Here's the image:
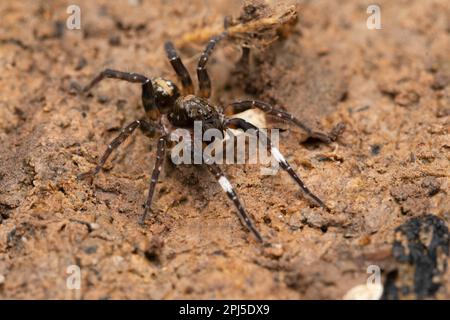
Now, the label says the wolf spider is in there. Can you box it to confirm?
[78,33,339,243]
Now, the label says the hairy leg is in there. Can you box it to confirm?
[82,68,157,118]
[78,119,162,180]
[205,161,263,242]
[225,117,329,210]
[197,32,227,98]
[225,100,342,143]
[140,136,167,224]
[164,41,194,95]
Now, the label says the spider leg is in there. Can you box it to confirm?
[140,136,166,224]
[83,68,148,92]
[205,161,263,243]
[225,100,337,143]
[225,117,329,211]
[197,32,227,98]
[82,69,158,120]
[78,119,162,181]
[164,41,194,95]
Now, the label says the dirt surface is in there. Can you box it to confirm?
[0,0,449,299]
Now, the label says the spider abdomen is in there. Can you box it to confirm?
[169,95,224,131]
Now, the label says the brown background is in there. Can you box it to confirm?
[0,0,449,299]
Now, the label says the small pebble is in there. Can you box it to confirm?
[75,57,87,71]
[83,245,97,254]
[395,90,420,107]
[89,223,100,231]
[264,243,284,258]
[113,256,124,265]
[97,95,110,104]
[370,144,381,155]
[108,35,121,46]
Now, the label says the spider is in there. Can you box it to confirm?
[78,33,339,243]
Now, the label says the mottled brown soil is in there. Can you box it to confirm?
[0,0,449,299]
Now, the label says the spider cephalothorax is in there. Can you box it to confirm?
[78,33,341,243]
[151,77,181,113]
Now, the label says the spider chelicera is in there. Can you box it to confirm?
[78,32,340,243]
